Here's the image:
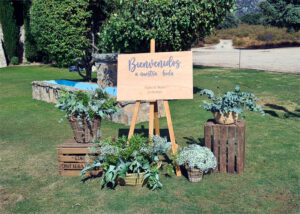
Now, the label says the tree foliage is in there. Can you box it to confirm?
[24,0,42,62]
[30,0,91,67]
[30,0,115,80]
[0,0,19,61]
[259,0,300,31]
[217,13,240,29]
[98,0,235,53]
[240,13,263,25]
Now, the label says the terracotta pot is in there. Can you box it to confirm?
[213,112,238,125]
[68,116,101,143]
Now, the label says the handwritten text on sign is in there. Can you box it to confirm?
[117,51,193,101]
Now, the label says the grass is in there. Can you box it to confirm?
[0,65,299,214]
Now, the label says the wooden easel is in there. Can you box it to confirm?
[128,39,181,176]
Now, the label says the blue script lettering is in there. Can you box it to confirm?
[128,56,181,73]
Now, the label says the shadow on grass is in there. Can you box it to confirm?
[265,103,300,118]
[183,136,205,146]
[193,86,202,94]
[118,125,170,140]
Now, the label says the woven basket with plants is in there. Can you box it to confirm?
[81,135,171,190]
[177,144,217,183]
[55,88,119,143]
[200,76,265,124]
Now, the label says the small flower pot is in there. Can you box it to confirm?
[68,116,101,143]
[118,172,146,186]
[213,112,238,125]
[185,165,203,183]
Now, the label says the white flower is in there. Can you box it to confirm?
[177,144,216,173]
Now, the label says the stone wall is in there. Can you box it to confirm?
[0,26,7,68]
[92,53,118,88]
[32,80,165,125]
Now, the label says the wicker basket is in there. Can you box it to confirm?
[118,172,146,186]
[213,112,238,125]
[68,116,101,144]
[118,162,162,186]
[186,165,203,183]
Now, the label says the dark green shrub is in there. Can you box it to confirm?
[11,56,19,65]
[24,0,41,62]
[240,13,262,25]
[217,13,240,29]
[0,0,19,61]
[98,0,235,53]
[30,0,91,68]
[259,0,300,32]
[30,0,113,81]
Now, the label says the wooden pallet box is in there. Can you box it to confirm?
[57,139,101,176]
[204,120,246,174]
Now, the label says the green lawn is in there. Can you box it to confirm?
[0,65,299,214]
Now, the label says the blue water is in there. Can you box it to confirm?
[44,80,117,96]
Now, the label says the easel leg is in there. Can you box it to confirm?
[163,101,181,176]
[149,102,155,138]
[128,101,140,139]
[154,102,160,135]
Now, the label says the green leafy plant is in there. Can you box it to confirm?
[11,56,19,65]
[176,144,216,173]
[55,88,119,124]
[81,134,171,190]
[200,77,265,117]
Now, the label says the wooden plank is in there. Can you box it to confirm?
[219,126,227,173]
[150,39,155,53]
[227,126,235,173]
[59,170,101,177]
[57,147,91,154]
[163,100,181,176]
[204,124,211,149]
[154,101,160,135]
[243,121,246,173]
[163,101,177,153]
[236,125,244,174]
[149,101,155,137]
[128,101,140,139]
[58,155,87,163]
[212,126,220,172]
[59,162,86,170]
[59,144,93,148]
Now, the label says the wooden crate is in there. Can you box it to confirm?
[204,120,246,174]
[57,139,100,176]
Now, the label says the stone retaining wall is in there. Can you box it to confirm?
[32,81,165,125]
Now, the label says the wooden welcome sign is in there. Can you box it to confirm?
[117,40,193,176]
[117,51,193,101]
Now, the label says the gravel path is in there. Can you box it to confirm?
[192,40,300,75]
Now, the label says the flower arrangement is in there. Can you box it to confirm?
[177,144,217,173]
[81,134,171,190]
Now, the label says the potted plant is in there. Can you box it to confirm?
[176,144,217,182]
[55,88,119,143]
[81,134,171,190]
[200,78,265,124]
